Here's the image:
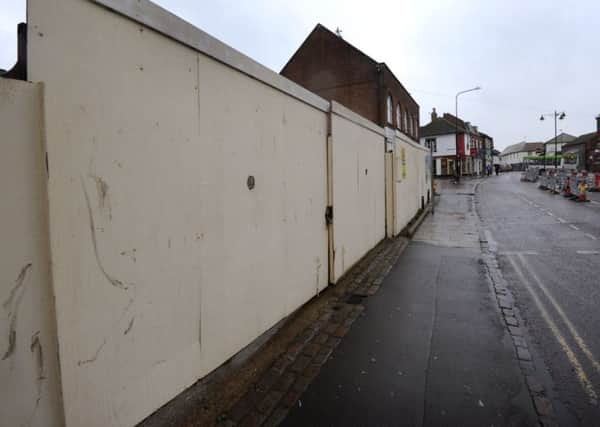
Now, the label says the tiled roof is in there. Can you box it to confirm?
[562,132,597,148]
[543,133,576,145]
[420,113,490,139]
[501,142,544,155]
[419,117,466,137]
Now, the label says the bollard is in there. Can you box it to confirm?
[578,181,589,202]
[563,176,572,197]
[569,173,581,200]
[538,171,548,190]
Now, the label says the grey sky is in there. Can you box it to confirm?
[1,0,598,150]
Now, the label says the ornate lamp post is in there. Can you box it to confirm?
[540,111,566,169]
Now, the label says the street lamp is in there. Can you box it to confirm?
[540,111,566,169]
[455,86,481,183]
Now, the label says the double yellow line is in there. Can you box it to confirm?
[507,253,599,406]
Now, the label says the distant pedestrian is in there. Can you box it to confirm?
[494,164,500,176]
[486,164,491,176]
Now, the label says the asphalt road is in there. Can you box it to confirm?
[478,172,600,426]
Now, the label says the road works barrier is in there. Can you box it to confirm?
[521,167,539,182]
[0,1,430,426]
[535,169,598,202]
[586,172,600,192]
[547,172,558,194]
[538,172,549,190]
[553,172,566,194]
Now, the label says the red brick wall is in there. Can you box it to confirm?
[281,26,379,124]
[380,67,419,139]
[281,25,420,141]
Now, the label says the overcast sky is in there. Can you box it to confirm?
[2,0,598,150]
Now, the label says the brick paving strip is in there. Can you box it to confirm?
[220,237,409,427]
[475,197,559,427]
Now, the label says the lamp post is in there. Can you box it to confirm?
[540,111,566,169]
[455,86,481,183]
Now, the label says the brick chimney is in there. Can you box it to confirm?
[431,108,438,121]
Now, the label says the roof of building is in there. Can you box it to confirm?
[543,132,576,145]
[479,131,493,140]
[281,24,419,107]
[562,132,597,149]
[443,113,469,131]
[420,112,491,140]
[420,116,467,137]
[500,142,544,155]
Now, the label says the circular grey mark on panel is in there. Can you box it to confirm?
[247,175,255,190]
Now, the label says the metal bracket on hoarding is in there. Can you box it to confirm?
[385,137,394,153]
[325,206,333,225]
[384,127,395,153]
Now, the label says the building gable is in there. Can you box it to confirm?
[280,24,419,139]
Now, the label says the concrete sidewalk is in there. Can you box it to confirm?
[280,181,538,426]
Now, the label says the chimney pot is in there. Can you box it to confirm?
[431,108,438,121]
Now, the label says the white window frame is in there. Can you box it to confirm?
[386,95,393,124]
[413,116,418,137]
[426,138,437,152]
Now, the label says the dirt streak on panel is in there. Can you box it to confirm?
[27,331,45,422]
[77,339,106,367]
[2,263,32,360]
[89,174,112,221]
[124,316,135,335]
[81,176,128,290]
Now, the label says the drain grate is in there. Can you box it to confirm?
[346,294,366,305]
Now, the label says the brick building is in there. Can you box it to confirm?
[561,115,600,172]
[281,24,420,142]
[420,109,492,176]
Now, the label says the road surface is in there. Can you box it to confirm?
[478,171,600,426]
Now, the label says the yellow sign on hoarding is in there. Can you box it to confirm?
[401,147,406,179]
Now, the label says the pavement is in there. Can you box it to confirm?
[278,178,539,427]
[478,172,600,427]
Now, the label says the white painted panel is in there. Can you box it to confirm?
[27,0,327,425]
[331,113,386,282]
[394,134,429,233]
[0,79,63,426]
